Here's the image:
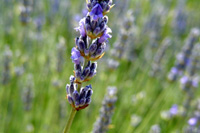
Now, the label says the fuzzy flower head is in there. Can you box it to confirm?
[71,47,84,64]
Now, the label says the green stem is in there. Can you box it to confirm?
[63,108,77,133]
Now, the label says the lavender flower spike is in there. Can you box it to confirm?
[93,86,117,133]
[63,0,114,132]
[71,47,84,64]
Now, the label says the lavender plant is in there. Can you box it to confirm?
[184,99,200,133]
[173,0,187,36]
[20,0,32,25]
[93,86,117,133]
[22,74,34,111]
[168,28,200,81]
[180,43,200,114]
[63,1,114,132]
[149,124,161,133]
[1,45,12,85]
[108,10,134,69]
[150,37,171,77]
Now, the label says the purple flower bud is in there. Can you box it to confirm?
[69,84,74,95]
[77,39,85,52]
[93,27,101,36]
[74,64,82,71]
[73,90,80,102]
[91,20,97,30]
[84,49,90,56]
[80,89,87,99]
[79,98,86,106]
[75,70,82,79]
[188,117,197,126]
[66,84,70,94]
[75,18,86,37]
[104,16,108,24]
[99,21,106,30]
[71,47,84,64]
[99,27,112,43]
[85,15,91,24]
[88,69,97,78]
[94,43,106,57]
[89,4,103,21]
[67,95,74,104]
[89,41,98,55]
[85,98,91,104]
[81,67,91,80]
[90,62,97,70]
[70,75,75,83]
[86,89,93,98]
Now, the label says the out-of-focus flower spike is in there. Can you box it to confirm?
[93,86,117,133]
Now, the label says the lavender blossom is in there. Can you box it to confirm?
[1,45,12,85]
[65,0,113,116]
[71,47,84,65]
[184,99,200,132]
[168,28,200,81]
[93,86,117,133]
[66,76,93,111]
[87,0,114,15]
[161,104,182,120]
[22,74,34,111]
[108,10,134,69]
[20,0,32,25]
[180,43,200,112]
[150,38,171,77]
[149,124,161,133]
[89,3,103,21]
[173,0,187,36]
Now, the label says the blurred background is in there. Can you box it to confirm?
[0,0,200,132]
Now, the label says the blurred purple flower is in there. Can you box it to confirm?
[180,76,189,85]
[89,4,103,21]
[99,27,112,43]
[171,67,179,74]
[192,77,199,88]
[170,104,178,115]
[188,117,197,126]
[71,47,84,64]
[75,18,86,37]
